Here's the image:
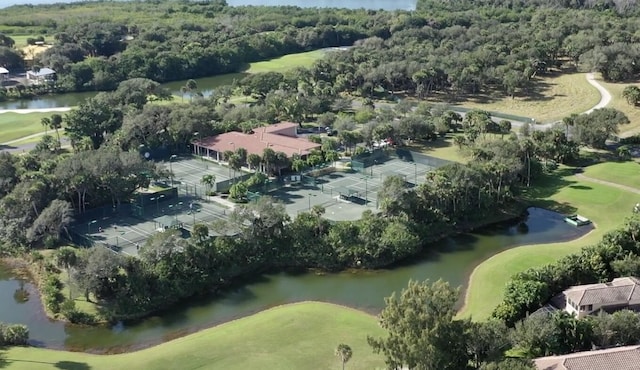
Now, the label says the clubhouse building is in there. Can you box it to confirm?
[192,122,321,161]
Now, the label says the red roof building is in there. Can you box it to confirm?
[192,122,321,160]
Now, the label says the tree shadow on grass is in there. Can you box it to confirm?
[55,361,91,370]
[519,167,578,215]
[0,349,7,369]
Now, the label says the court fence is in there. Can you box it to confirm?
[392,149,452,168]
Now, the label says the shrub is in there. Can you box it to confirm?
[43,235,59,249]
[2,324,29,345]
[60,299,96,325]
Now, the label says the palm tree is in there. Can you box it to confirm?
[324,150,340,167]
[40,116,50,135]
[186,79,198,102]
[49,114,63,147]
[200,174,216,196]
[262,148,276,175]
[54,247,78,299]
[335,344,352,370]
[562,113,578,138]
[248,153,261,172]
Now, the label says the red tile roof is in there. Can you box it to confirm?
[194,122,321,158]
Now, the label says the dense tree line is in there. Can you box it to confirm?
[3,0,640,98]
[494,214,640,326]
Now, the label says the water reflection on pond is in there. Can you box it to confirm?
[0,207,592,352]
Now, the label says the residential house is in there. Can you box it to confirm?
[535,344,640,370]
[26,67,56,84]
[552,277,640,319]
[0,67,8,81]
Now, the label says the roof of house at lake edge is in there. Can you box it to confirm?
[535,345,640,370]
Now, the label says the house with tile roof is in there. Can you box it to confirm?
[535,344,640,370]
[192,122,321,163]
[552,277,640,319]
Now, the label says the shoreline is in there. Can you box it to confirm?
[457,221,598,318]
[2,201,531,355]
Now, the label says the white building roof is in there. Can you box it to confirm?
[0,67,8,74]
[29,68,56,77]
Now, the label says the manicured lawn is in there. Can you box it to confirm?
[595,77,640,137]
[243,50,325,74]
[404,134,470,164]
[1,302,385,370]
[582,161,640,189]
[0,112,55,143]
[434,72,600,123]
[8,35,53,48]
[459,167,636,321]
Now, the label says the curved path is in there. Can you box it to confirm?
[575,171,640,194]
[0,107,72,114]
[583,72,612,114]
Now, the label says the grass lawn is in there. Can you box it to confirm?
[243,50,325,74]
[435,72,600,123]
[459,166,637,321]
[0,302,385,370]
[595,77,640,137]
[582,161,640,189]
[9,35,53,48]
[0,112,56,143]
[404,134,469,164]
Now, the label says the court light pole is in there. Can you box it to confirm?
[362,176,369,207]
[308,193,316,210]
[414,163,417,185]
[169,154,177,187]
[87,220,97,233]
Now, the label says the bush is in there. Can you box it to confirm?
[60,299,96,325]
[2,324,29,345]
[43,235,59,249]
[42,275,64,314]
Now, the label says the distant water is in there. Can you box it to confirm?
[2,0,416,10]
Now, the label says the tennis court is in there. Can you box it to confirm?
[72,193,230,256]
[168,156,252,194]
[268,157,437,221]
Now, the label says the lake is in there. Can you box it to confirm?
[0,208,591,352]
[2,0,416,10]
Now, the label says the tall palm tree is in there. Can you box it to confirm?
[335,344,352,370]
[200,174,216,196]
[54,247,78,299]
[49,114,63,147]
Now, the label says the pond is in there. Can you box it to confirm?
[0,207,591,352]
[0,73,245,110]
